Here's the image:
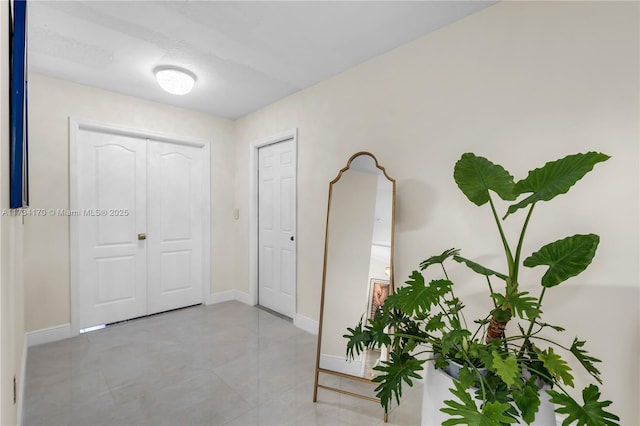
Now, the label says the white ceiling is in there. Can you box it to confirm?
[28,1,496,119]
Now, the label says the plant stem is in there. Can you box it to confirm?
[486,276,498,308]
[471,314,492,342]
[440,263,450,281]
[439,263,464,329]
[519,287,547,358]
[390,332,434,345]
[527,335,571,352]
[449,285,468,330]
[512,203,536,286]
[488,194,514,276]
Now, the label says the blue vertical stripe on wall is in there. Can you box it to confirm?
[10,0,28,208]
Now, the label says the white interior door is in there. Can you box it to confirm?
[77,129,147,329]
[147,141,204,314]
[258,139,296,318]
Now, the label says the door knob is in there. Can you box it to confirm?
[138,233,147,240]
[290,236,294,241]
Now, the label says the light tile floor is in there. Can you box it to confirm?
[23,301,422,426]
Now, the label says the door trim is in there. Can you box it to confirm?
[249,128,298,317]
[69,117,211,336]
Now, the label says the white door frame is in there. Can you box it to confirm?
[69,117,211,336]
[249,128,298,317]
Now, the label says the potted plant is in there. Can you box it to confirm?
[344,152,619,425]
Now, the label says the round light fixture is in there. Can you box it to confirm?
[154,66,196,95]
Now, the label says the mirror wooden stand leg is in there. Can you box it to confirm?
[313,368,389,423]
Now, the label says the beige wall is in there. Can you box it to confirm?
[234,1,638,424]
[18,0,639,424]
[0,1,26,424]
[25,73,237,332]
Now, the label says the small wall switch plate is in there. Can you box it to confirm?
[233,208,239,220]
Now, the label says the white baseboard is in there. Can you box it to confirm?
[26,297,310,338]
[209,290,252,305]
[208,290,236,304]
[294,313,319,335]
[320,353,364,377]
[233,290,252,305]
[209,291,318,336]
[26,324,71,347]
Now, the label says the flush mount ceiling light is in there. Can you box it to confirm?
[154,66,196,95]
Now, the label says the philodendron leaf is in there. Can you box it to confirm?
[536,347,574,387]
[547,385,620,426]
[457,366,477,390]
[513,378,541,425]
[570,338,603,384]
[524,234,600,287]
[372,352,424,412]
[387,273,452,316]
[442,380,516,425]
[425,313,446,331]
[420,248,460,270]
[505,152,610,218]
[454,153,517,206]
[441,329,472,355]
[492,281,541,320]
[491,351,520,387]
[365,316,392,349]
[344,317,370,359]
[454,255,508,281]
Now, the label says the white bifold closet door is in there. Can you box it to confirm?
[77,127,204,330]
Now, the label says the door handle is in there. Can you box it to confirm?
[138,233,147,240]
[290,236,294,241]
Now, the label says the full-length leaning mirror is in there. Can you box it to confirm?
[313,152,396,413]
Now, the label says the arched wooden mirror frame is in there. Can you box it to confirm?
[312,151,396,421]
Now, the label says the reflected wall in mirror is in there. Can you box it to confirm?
[313,152,396,410]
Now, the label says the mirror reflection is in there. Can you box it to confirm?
[317,152,395,379]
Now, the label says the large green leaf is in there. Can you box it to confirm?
[491,281,541,320]
[365,316,393,349]
[457,366,477,390]
[372,352,424,412]
[570,338,603,384]
[386,273,452,316]
[491,351,520,387]
[420,248,460,271]
[425,313,446,331]
[505,152,609,218]
[548,385,620,426]
[513,378,541,425]
[454,255,508,281]
[454,153,517,206]
[344,318,370,359]
[442,380,516,425]
[524,234,600,287]
[536,347,574,387]
[474,372,512,405]
[441,329,472,355]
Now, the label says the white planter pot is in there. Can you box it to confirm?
[421,361,557,426]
